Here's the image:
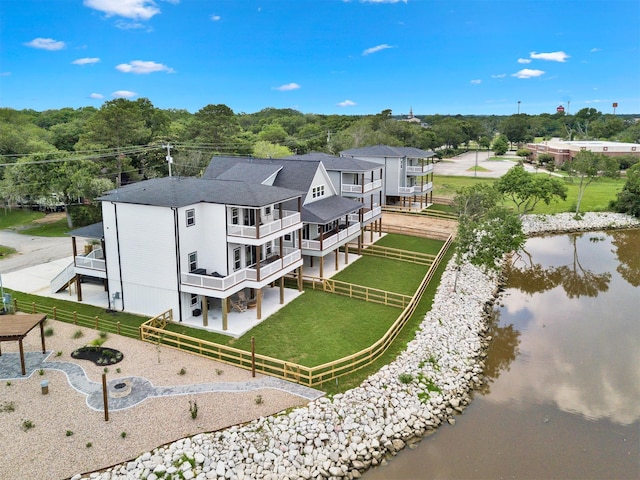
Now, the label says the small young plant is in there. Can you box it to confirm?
[86,442,92,448]
[98,331,108,339]
[178,367,186,376]
[38,369,45,376]
[188,400,198,419]
[398,373,414,384]
[116,368,121,374]
[72,329,84,339]
[44,327,54,337]
[21,419,34,431]
[120,431,127,439]
[215,368,223,376]
[6,381,11,387]
[0,401,15,412]
[55,351,63,357]
[255,394,263,405]
[103,367,109,374]
[65,430,74,437]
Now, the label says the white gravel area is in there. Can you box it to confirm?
[0,321,308,480]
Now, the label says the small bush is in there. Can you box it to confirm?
[255,395,263,405]
[86,442,92,448]
[55,351,63,357]
[98,331,108,339]
[178,367,186,375]
[38,369,44,376]
[0,401,15,412]
[215,368,223,375]
[65,430,73,437]
[398,373,414,384]
[72,330,84,339]
[189,400,198,419]
[21,419,34,431]
[120,431,127,439]
[44,327,54,337]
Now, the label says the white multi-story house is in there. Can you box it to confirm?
[339,145,435,208]
[284,152,384,243]
[61,176,304,335]
[203,156,365,279]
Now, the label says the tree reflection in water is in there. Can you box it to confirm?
[611,229,640,287]
[504,233,611,298]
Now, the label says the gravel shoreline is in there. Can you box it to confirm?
[4,213,638,480]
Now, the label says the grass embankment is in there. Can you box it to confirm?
[167,235,446,373]
[0,209,69,236]
[433,174,625,214]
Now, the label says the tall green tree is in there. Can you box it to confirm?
[492,135,509,155]
[186,104,242,146]
[500,114,532,148]
[566,150,619,215]
[614,163,640,218]
[495,164,567,216]
[452,184,524,291]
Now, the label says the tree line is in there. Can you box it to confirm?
[1,100,639,225]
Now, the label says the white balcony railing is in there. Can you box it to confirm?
[406,163,434,174]
[301,222,361,251]
[227,211,301,239]
[398,182,433,195]
[74,248,106,272]
[181,248,301,292]
[349,205,382,224]
[341,178,382,194]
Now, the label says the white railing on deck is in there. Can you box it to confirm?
[301,223,361,251]
[50,262,76,293]
[74,248,106,272]
[227,211,301,239]
[342,179,382,194]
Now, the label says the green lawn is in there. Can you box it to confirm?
[332,256,428,295]
[433,174,625,214]
[0,209,45,229]
[0,245,17,258]
[375,234,444,255]
[19,218,70,236]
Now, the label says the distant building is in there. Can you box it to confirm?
[556,105,565,114]
[527,138,640,165]
[401,107,422,124]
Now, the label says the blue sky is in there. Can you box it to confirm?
[1,0,639,116]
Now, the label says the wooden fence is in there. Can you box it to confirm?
[300,276,412,309]
[367,223,452,241]
[356,244,436,266]
[138,234,453,387]
[13,299,141,339]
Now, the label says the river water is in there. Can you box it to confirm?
[366,229,640,479]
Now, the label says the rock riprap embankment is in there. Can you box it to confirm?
[74,213,639,480]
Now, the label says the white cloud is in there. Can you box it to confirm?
[590,47,602,53]
[517,58,531,64]
[491,74,506,79]
[115,20,147,30]
[512,68,545,79]
[116,60,174,74]
[72,57,100,65]
[211,15,221,21]
[337,100,356,107]
[362,44,393,56]
[90,93,104,99]
[84,0,160,20]
[24,38,66,50]
[112,90,137,98]
[470,79,482,85]
[275,83,301,92]
[530,51,569,62]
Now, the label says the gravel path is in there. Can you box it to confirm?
[0,320,313,480]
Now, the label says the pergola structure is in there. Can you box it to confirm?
[0,314,47,375]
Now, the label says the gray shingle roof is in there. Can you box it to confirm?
[98,177,303,208]
[67,222,104,239]
[216,163,282,184]
[284,152,381,172]
[298,195,362,224]
[340,145,435,158]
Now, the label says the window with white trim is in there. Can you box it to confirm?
[233,248,241,270]
[312,185,325,199]
[188,252,197,272]
[265,205,272,216]
[186,209,195,227]
[245,245,256,266]
[231,207,239,225]
[265,241,272,257]
[190,294,198,306]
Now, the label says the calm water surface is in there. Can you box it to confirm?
[366,229,640,479]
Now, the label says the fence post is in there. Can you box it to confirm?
[53,307,57,320]
[31,302,36,314]
[251,336,256,378]
[117,321,121,335]
[73,311,77,325]
[102,373,109,422]
[94,316,99,329]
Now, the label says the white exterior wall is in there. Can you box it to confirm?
[305,167,337,205]
[177,203,228,275]
[102,202,179,317]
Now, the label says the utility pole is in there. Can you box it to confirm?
[517,100,521,115]
[163,143,173,177]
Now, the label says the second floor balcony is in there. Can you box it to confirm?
[349,205,382,224]
[75,248,106,272]
[398,181,433,195]
[301,222,361,251]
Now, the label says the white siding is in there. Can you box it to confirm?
[178,203,228,275]
[103,202,180,316]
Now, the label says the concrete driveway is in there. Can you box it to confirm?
[434,150,536,178]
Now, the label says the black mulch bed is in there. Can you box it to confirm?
[71,346,124,366]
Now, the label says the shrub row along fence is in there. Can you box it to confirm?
[138,234,453,387]
[13,299,141,339]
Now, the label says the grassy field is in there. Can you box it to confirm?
[433,174,625,214]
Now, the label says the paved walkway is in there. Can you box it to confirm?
[0,351,324,411]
